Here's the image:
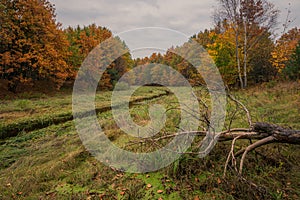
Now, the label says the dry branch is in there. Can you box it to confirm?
[131,122,300,175]
[227,93,252,127]
[222,122,300,174]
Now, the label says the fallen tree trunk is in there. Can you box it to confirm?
[252,122,300,144]
[212,122,300,175]
[154,123,300,144]
[236,122,300,174]
[133,122,300,175]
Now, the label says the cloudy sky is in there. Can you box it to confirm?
[50,0,300,58]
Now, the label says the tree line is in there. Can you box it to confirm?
[0,0,132,92]
[0,0,299,92]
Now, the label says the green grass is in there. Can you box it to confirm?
[0,87,169,139]
[0,82,299,199]
[0,86,167,125]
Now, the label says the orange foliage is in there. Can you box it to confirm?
[0,0,71,91]
[272,28,300,72]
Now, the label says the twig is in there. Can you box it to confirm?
[239,136,276,174]
[228,93,252,127]
[224,134,245,177]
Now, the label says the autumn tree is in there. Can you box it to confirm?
[192,29,218,49]
[98,38,134,90]
[0,0,70,92]
[65,25,133,90]
[64,24,112,78]
[240,0,279,87]
[271,27,300,75]
[214,0,279,88]
[214,0,243,88]
[206,26,239,86]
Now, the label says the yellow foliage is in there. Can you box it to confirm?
[271,28,300,72]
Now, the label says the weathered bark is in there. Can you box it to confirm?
[221,122,300,175]
[154,123,300,145]
[208,122,300,144]
[253,122,300,144]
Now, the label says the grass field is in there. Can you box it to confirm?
[0,82,299,199]
[0,87,169,139]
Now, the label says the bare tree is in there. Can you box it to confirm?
[214,0,244,88]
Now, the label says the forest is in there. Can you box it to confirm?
[1,0,300,92]
[0,0,300,199]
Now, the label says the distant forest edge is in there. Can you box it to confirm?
[1,0,300,93]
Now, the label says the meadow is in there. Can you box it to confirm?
[0,82,299,199]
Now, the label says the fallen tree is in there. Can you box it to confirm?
[127,90,300,176]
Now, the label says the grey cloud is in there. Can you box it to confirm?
[50,0,300,57]
[51,0,215,35]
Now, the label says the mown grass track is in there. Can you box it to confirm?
[0,87,170,139]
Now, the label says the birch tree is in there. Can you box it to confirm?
[214,0,279,88]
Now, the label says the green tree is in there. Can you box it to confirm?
[283,41,300,80]
[248,32,276,83]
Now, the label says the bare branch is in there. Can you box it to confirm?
[239,136,276,174]
[224,134,245,177]
[228,93,252,127]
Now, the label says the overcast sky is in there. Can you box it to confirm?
[50,0,300,58]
